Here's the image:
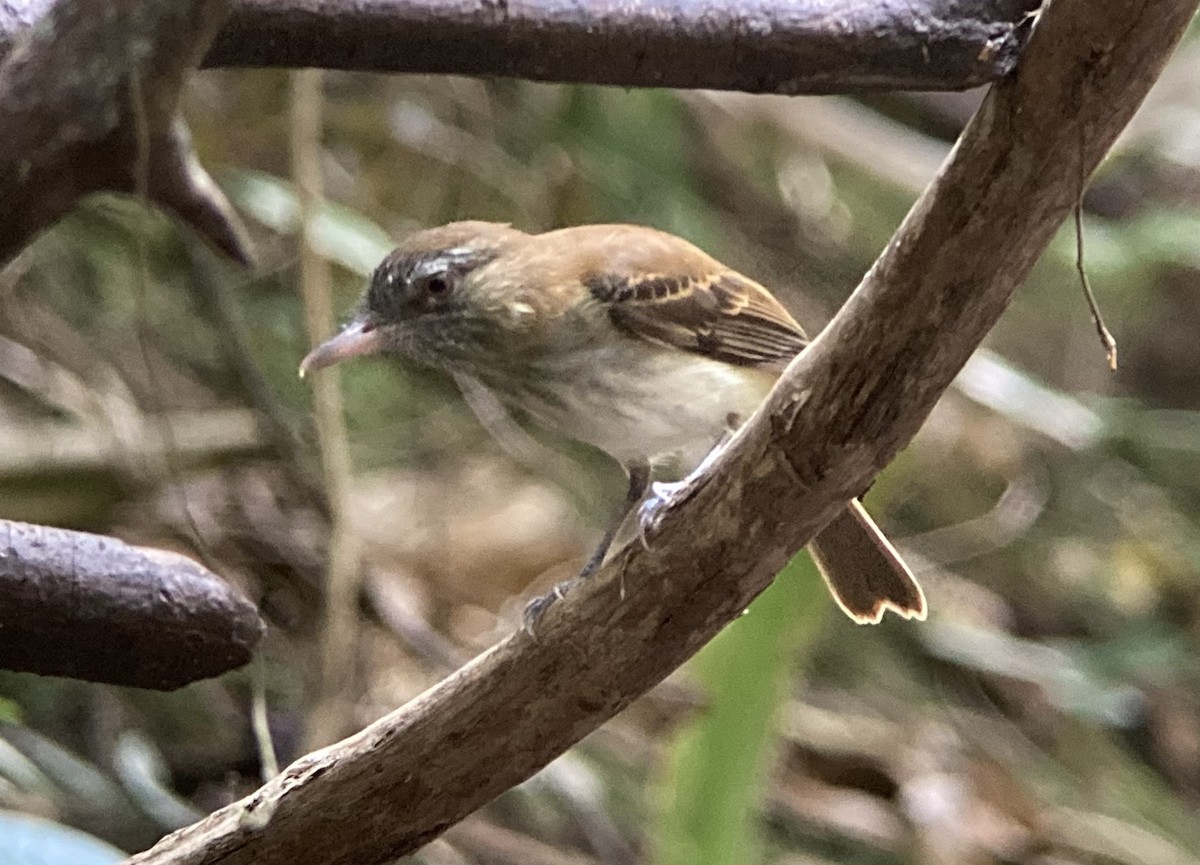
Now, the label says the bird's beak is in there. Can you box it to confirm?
[299,318,383,378]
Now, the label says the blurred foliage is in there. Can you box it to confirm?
[652,555,829,865]
[0,810,124,865]
[1,23,1200,865]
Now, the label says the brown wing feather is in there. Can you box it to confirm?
[584,269,809,370]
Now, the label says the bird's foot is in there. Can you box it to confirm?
[636,479,689,548]
[521,579,575,636]
[637,432,734,546]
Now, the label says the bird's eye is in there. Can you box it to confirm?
[425,276,449,295]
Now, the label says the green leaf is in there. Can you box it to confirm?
[223,169,393,275]
[650,552,829,865]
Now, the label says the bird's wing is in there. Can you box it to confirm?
[583,267,809,371]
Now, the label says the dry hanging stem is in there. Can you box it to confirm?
[291,68,364,750]
[1074,201,1119,370]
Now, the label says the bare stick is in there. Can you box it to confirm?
[203,0,1038,94]
[1074,202,1119,370]
[291,69,364,749]
[0,520,264,689]
[125,1,1200,863]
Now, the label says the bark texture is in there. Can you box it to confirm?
[0,0,251,267]
[0,0,1042,267]
[0,520,264,689]
[206,0,1039,94]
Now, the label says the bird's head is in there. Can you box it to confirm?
[299,221,527,377]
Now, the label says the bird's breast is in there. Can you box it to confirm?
[487,341,777,477]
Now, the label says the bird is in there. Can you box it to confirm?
[300,221,926,626]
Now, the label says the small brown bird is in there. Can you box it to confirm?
[301,222,926,625]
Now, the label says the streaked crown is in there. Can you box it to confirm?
[365,222,525,322]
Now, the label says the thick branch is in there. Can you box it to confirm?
[0,520,264,689]
[206,0,1038,93]
[0,0,1038,266]
[127,0,1199,862]
[0,0,251,266]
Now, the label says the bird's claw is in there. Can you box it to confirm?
[637,480,688,549]
[637,431,732,548]
[522,579,575,636]
[524,468,702,634]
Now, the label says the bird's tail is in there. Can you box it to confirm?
[807,500,926,624]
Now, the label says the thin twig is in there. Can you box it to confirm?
[291,68,363,750]
[252,655,281,781]
[1074,127,1117,370]
[182,237,329,515]
[1073,201,1118,370]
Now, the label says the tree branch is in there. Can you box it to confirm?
[0,0,1040,269]
[206,0,1039,93]
[0,0,251,267]
[0,520,264,689]
[0,2,266,691]
[126,0,1199,862]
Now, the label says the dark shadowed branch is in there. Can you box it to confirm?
[207,0,1039,94]
[124,0,1200,863]
[0,520,264,690]
[0,0,1041,271]
[0,0,266,688]
[0,0,251,267]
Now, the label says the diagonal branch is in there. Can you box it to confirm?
[206,0,1040,93]
[126,0,1200,863]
